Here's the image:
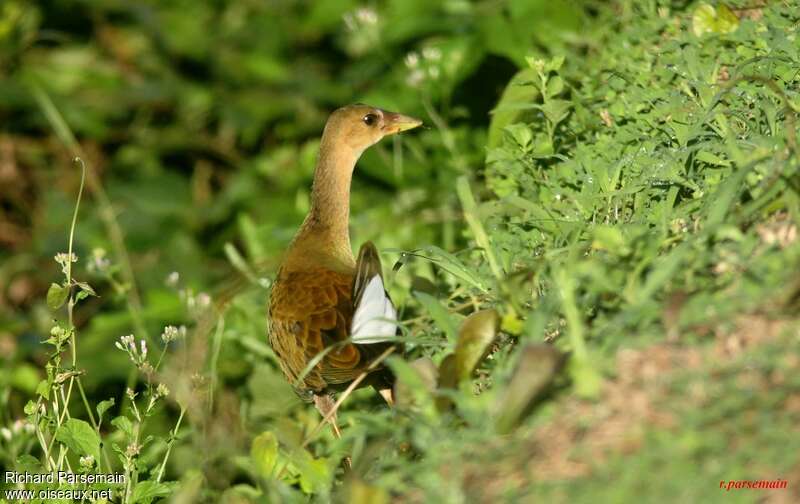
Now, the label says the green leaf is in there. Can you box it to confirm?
[696,150,731,167]
[544,55,565,73]
[251,431,279,478]
[414,291,458,342]
[494,344,564,434]
[592,225,630,255]
[97,398,115,421]
[419,245,488,293]
[437,354,458,391]
[390,357,437,413]
[111,416,134,439]
[35,379,51,400]
[46,283,69,310]
[15,454,43,473]
[505,123,532,151]
[24,400,38,416]
[545,75,564,97]
[692,3,739,37]
[292,451,331,494]
[540,99,572,126]
[488,68,540,148]
[131,480,173,504]
[453,309,499,382]
[55,418,101,461]
[74,281,96,296]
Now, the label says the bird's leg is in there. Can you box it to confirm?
[313,394,342,438]
[313,394,351,470]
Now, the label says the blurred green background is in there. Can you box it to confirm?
[1,0,799,502]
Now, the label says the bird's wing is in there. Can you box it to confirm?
[268,267,363,391]
[351,241,399,344]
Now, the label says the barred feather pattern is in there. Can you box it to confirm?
[268,267,364,393]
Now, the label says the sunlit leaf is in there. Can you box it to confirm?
[251,431,279,478]
[693,3,739,36]
[453,309,499,382]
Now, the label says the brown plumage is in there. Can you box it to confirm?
[268,104,421,426]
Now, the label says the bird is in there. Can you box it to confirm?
[267,103,422,435]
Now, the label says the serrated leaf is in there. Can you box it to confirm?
[47,283,69,310]
[505,123,533,150]
[35,379,50,400]
[55,418,101,461]
[24,400,38,415]
[131,480,173,504]
[111,416,134,439]
[74,281,96,295]
[540,99,572,126]
[16,454,43,473]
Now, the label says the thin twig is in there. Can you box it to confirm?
[301,346,396,449]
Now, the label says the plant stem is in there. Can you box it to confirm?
[156,407,185,483]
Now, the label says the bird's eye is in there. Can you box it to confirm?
[362,113,378,126]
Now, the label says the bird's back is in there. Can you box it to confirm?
[268,264,355,391]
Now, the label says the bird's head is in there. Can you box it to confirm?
[322,103,422,154]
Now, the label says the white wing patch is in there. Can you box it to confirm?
[351,275,398,344]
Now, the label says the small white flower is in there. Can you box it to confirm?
[166,272,180,287]
[54,252,78,266]
[161,325,186,344]
[0,428,11,441]
[422,47,441,61]
[355,7,378,25]
[156,383,170,398]
[79,455,95,469]
[407,69,425,87]
[196,292,211,308]
[140,340,147,360]
[87,248,110,274]
[404,52,419,68]
[125,442,140,458]
[343,12,356,31]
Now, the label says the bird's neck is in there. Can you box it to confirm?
[291,137,359,269]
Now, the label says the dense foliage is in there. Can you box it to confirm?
[1,0,798,502]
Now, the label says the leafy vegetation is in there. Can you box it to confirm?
[1,0,798,502]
